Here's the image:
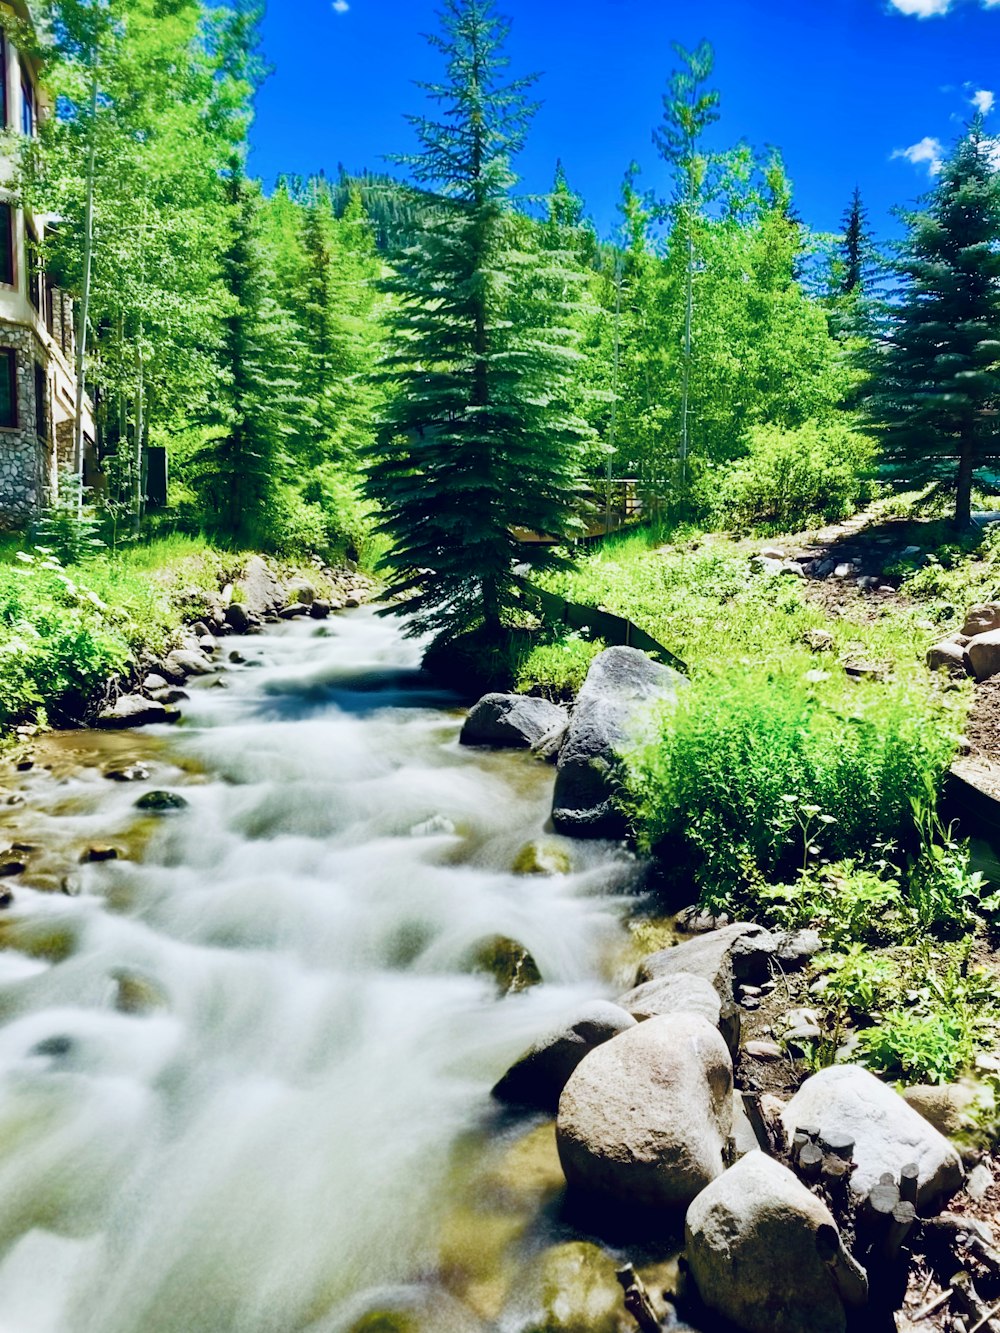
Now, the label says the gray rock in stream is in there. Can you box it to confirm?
[460,693,567,750]
[97,695,178,730]
[491,1001,637,1111]
[556,1012,732,1210]
[552,646,686,839]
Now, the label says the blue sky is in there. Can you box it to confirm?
[249,0,1000,244]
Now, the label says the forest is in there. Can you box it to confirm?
[5,1,1000,1332]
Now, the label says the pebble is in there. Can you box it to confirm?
[0,860,25,877]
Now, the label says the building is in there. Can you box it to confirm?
[0,0,95,526]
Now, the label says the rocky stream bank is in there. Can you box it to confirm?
[455,642,1000,1333]
[0,572,995,1333]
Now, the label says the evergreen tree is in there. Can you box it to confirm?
[870,124,1000,529]
[366,0,589,641]
[192,160,301,545]
[840,187,873,296]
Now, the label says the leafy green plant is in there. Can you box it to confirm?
[819,943,901,1013]
[515,631,605,701]
[624,663,960,899]
[759,859,907,944]
[908,801,988,934]
[706,418,876,533]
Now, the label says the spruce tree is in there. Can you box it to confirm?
[870,124,1000,529]
[840,187,873,297]
[366,0,589,642]
[193,159,300,545]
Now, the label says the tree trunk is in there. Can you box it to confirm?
[956,429,975,530]
[132,333,144,538]
[73,66,100,505]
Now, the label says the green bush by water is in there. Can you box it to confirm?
[624,664,962,901]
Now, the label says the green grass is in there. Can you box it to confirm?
[0,537,240,729]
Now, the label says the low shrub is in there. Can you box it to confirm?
[705,418,876,533]
[514,631,605,702]
[624,664,962,903]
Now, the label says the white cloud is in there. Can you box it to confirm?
[889,0,1000,12]
[332,0,350,11]
[893,136,946,174]
[973,88,996,113]
[888,0,952,16]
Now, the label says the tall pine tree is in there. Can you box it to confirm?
[367,0,589,641]
[871,124,1000,529]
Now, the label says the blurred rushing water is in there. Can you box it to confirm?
[0,611,641,1333]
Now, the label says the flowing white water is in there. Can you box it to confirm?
[0,611,640,1332]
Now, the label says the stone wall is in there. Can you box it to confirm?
[0,322,48,526]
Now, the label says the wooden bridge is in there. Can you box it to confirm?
[512,479,647,546]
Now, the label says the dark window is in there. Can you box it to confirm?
[0,350,16,428]
[0,34,8,131]
[27,234,39,311]
[0,204,13,287]
[20,67,32,138]
[33,363,45,441]
[45,277,54,334]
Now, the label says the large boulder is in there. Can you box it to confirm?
[492,1001,637,1111]
[781,1066,964,1211]
[285,577,316,607]
[685,1151,868,1333]
[96,695,176,730]
[460,694,568,750]
[552,647,685,839]
[636,922,776,999]
[236,555,282,618]
[965,629,1000,682]
[901,1083,979,1141]
[556,1012,732,1211]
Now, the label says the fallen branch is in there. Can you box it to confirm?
[616,1263,662,1333]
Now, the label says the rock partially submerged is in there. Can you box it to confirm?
[134,790,189,815]
[460,694,568,750]
[556,1012,732,1210]
[97,695,178,730]
[492,1001,637,1112]
[781,1065,964,1210]
[685,1150,867,1333]
[552,647,686,839]
[465,935,542,995]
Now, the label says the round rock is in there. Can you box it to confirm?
[556,1012,732,1211]
[685,1150,867,1333]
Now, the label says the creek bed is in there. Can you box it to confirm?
[0,610,650,1333]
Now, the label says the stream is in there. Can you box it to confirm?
[0,610,647,1333]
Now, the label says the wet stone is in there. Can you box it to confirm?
[105,764,151,783]
[134,790,189,814]
[83,846,119,864]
